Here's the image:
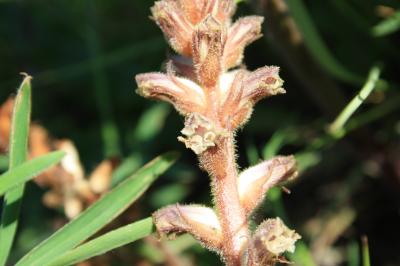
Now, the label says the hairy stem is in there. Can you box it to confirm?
[200,134,249,266]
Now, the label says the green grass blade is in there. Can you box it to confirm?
[0,155,8,171]
[362,236,371,266]
[0,151,65,196]
[16,151,179,266]
[328,66,381,137]
[0,75,32,266]
[48,218,153,266]
[372,11,400,37]
[285,0,363,85]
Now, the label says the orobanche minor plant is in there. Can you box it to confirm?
[135,0,300,265]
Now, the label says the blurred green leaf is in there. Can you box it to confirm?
[290,241,316,266]
[111,153,143,187]
[0,75,31,266]
[132,103,170,144]
[245,139,259,165]
[149,183,189,208]
[0,151,65,196]
[85,22,120,158]
[0,155,8,171]
[16,151,179,266]
[328,66,381,138]
[262,130,289,160]
[295,151,321,173]
[372,11,400,37]
[347,240,360,266]
[48,218,154,266]
[285,0,363,84]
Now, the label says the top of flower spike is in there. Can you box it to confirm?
[151,0,263,70]
[151,0,235,56]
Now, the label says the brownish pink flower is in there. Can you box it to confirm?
[151,0,262,70]
[153,204,223,250]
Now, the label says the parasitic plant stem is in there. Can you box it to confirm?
[201,134,249,265]
[136,1,301,265]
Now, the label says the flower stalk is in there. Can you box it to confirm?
[135,1,300,265]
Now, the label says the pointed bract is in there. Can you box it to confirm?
[192,16,225,88]
[223,16,264,69]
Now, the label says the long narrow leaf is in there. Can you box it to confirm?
[0,75,32,266]
[0,151,65,196]
[285,0,363,85]
[48,218,153,266]
[16,151,178,266]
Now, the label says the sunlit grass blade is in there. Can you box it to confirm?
[372,11,400,37]
[48,218,153,266]
[16,151,179,266]
[0,151,65,196]
[0,75,32,266]
[328,66,381,137]
[362,236,371,266]
[285,0,363,85]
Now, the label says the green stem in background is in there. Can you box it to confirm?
[328,66,381,138]
[84,2,120,158]
[0,75,31,266]
[372,11,400,37]
[48,218,154,266]
[361,236,371,266]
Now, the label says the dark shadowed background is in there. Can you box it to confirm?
[0,0,399,265]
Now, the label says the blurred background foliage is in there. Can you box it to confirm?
[0,0,399,265]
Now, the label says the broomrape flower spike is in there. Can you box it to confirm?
[135,0,300,265]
